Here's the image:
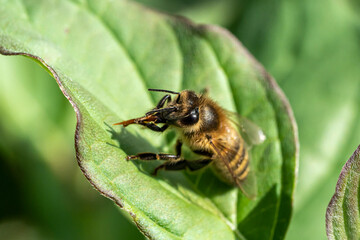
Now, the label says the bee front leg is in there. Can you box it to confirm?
[140,123,169,132]
[126,139,181,162]
[153,159,212,175]
[127,138,212,175]
[155,94,171,109]
[126,153,180,161]
[153,139,212,173]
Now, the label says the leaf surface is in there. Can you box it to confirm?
[0,0,298,239]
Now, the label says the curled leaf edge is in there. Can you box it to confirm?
[0,17,299,239]
[326,144,360,239]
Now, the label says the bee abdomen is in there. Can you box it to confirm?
[229,141,249,181]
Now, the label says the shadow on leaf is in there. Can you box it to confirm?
[238,185,278,239]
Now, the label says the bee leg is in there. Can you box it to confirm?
[156,94,171,108]
[153,159,212,175]
[175,139,182,155]
[129,139,181,160]
[187,159,213,171]
[126,153,179,161]
[200,87,209,95]
[140,123,169,132]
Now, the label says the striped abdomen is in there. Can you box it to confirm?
[211,133,249,186]
[228,137,249,182]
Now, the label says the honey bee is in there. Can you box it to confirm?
[114,89,265,198]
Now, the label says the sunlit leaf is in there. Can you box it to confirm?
[0,0,298,239]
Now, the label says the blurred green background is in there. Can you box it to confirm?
[0,0,359,239]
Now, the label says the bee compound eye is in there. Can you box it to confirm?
[181,107,199,125]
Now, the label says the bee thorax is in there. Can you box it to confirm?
[200,105,219,131]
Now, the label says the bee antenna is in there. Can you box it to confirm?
[148,88,180,95]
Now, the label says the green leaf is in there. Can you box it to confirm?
[133,1,360,239]
[225,1,360,239]
[326,145,360,240]
[0,55,145,240]
[0,0,298,239]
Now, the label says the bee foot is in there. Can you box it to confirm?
[152,165,164,176]
[126,155,137,161]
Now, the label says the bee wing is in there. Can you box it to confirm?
[227,111,266,146]
[209,138,257,199]
[237,164,257,200]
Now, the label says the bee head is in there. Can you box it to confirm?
[168,90,200,127]
[148,89,219,133]
[147,89,200,125]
